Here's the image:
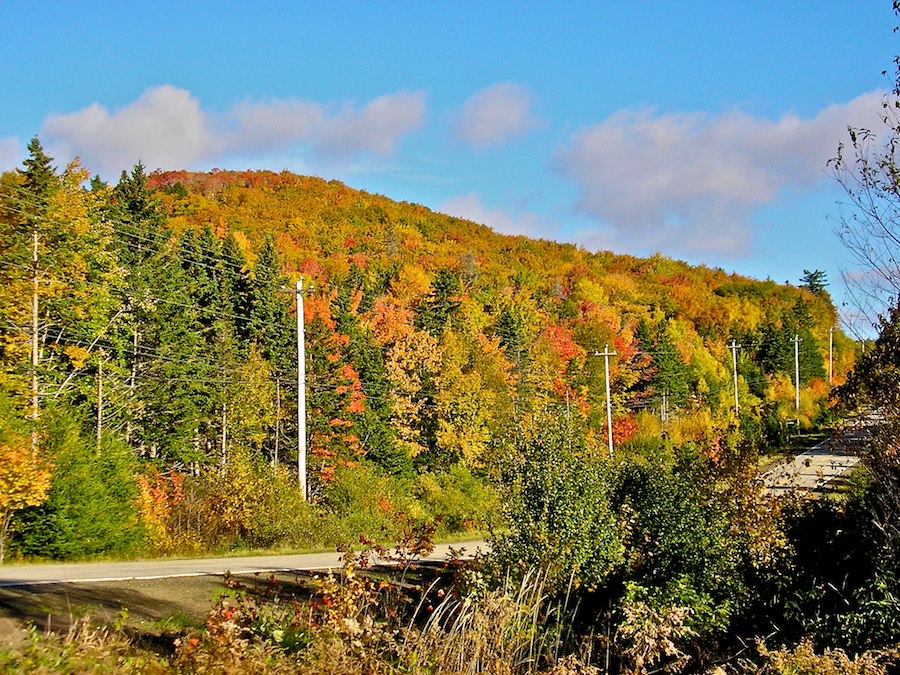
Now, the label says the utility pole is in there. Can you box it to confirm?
[31,224,39,447]
[96,354,103,451]
[727,340,741,414]
[794,333,801,411]
[221,403,227,470]
[828,327,834,383]
[296,279,307,500]
[280,278,312,500]
[274,379,280,470]
[127,328,137,443]
[595,345,616,457]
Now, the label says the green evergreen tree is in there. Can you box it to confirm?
[245,236,293,369]
[331,285,405,475]
[12,413,144,559]
[799,269,828,296]
[19,137,57,211]
[416,268,461,336]
[758,301,825,384]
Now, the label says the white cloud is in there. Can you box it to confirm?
[317,91,427,160]
[228,98,326,152]
[554,91,887,259]
[44,85,215,177]
[0,137,22,172]
[455,81,540,148]
[40,86,427,177]
[439,192,546,238]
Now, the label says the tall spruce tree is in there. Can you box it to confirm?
[331,284,404,475]
[245,236,293,370]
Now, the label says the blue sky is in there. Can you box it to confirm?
[1,1,896,332]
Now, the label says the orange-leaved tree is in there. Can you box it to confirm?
[0,427,52,563]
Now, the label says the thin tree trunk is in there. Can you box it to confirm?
[0,510,13,565]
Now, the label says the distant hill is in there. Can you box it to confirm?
[143,169,845,462]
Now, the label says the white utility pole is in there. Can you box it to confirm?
[274,379,280,470]
[296,279,307,500]
[96,354,103,450]
[792,334,802,411]
[727,340,741,414]
[31,226,39,445]
[280,279,311,500]
[595,345,616,457]
[828,327,834,383]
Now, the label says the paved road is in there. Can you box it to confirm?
[0,540,486,587]
[761,420,872,496]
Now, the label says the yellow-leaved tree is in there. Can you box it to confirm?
[0,424,52,563]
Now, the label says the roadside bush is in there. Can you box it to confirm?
[737,489,900,654]
[321,462,414,545]
[609,455,743,634]
[757,638,893,675]
[412,463,498,537]
[159,454,324,553]
[12,413,145,560]
[489,415,625,592]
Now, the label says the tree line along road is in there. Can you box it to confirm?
[0,425,872,588]
[0,416,875,588]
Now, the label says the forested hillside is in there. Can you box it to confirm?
[11,139,900,674]
[0,141,848,561]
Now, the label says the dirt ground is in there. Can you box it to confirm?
[0,571,315,651]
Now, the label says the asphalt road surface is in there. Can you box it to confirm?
[0,540,486,587]
[761,421,871,496]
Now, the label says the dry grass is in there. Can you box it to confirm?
[5,566,897,675]
[0,567,596,675]
[755,638,898,675]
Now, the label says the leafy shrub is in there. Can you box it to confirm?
[757,638,893,675]
[159,455,324,553]
[412,464,498,536]
[489,415,625,592]
[610,455,743,633]
[322,462,414,545]
[614,582,695,675]
[12,414,145,559]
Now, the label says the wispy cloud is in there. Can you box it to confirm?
[0,137,23,172]
[454,81,541,148]
[228,98,326,152]
[439,192,548,238]
[317,91,426,159]
[554,91,886,259]
[40,85,427,177]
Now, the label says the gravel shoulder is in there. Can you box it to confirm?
[0,540,484,649]
[0,571,312,650]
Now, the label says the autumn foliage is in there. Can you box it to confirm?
[0,429,52,563]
